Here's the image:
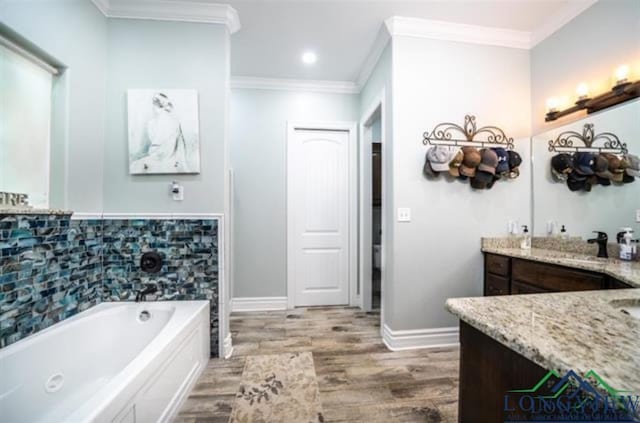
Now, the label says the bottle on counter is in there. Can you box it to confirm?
[618,228,637,261]
[560,225,568,240]
[521,225,531,250]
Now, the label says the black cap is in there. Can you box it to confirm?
[507,151,522,179]
[551,153,573,181]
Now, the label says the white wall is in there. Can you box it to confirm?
[532,100,640,239]
[389,36,532,331]
[0,0,107,211]
[531,0,640,134]
[230,88,359,298]
[104,19,230,214]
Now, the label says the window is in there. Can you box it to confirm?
[0,37,56,209]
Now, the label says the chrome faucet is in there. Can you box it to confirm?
[587,231,608,258]
[135,285,158,302]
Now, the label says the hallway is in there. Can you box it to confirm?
[177,307,459,422]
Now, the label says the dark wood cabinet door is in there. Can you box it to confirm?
[512,259,604,292]
[458,321,548,422]
[485,254,510,277]
[511,280,549,295]
[608,278,633,289]
[485,273,509,296]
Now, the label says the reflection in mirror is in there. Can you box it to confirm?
[0,39,54,210]
[532,99,640,240]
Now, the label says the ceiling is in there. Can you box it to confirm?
[225,0,595,82]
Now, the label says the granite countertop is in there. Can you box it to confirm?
[482,246,640,288]
[446,289,640,393]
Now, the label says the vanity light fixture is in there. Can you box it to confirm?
[545,63,640,122]
[614,64,630,87]
[301,51,317,65]
[576,83,590,102]
[546,97,560,113]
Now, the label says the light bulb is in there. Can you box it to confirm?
[614,64,629,85]
[576,82,589,100]
[546,97,559,113]
[301,51,317,65]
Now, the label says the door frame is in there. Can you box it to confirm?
[286,121,358,309]
[359,89,386,320]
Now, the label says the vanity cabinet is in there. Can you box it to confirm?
[484,253,632,295]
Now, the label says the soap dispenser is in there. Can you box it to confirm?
[560,225,568,240]
[618,228,636,261]
[521,225,531,250]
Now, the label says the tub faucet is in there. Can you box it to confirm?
[587,231,609,258]
[135,285,158,302]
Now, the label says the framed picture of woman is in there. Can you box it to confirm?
[127,89,201,174]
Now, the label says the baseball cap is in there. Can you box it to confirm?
[601,153,624,183]
[624,154,640,177]
[507,151,522,179]
[423,149,440,178]
[460,147,481,177]
[592,154,614,180]
[572,152,595,176]
[493,148,510,175]
[427,146,461,172]
[551,153,573,182]
[448,150,465,177]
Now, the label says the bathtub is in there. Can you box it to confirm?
[0,301,210,423]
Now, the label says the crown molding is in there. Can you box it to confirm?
[530,0,597,47]
[90,0,241,34]
[90,0,110,16]
[356,26,391,91]
[385,16,531,49]
[231,76,360,94]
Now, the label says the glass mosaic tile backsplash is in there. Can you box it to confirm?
[0,214,219,356]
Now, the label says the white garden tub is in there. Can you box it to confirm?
[0,301,210,423]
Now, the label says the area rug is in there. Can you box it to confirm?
[229,352,324,423]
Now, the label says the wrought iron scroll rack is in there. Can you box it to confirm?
[548,123,628,155]
[422,115,514,150]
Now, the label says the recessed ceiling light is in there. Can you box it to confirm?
[302,51,317,65]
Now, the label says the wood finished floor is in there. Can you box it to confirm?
[176,307,459,422]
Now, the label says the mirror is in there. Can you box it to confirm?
[531,99,640,240]
[0,39,54,210]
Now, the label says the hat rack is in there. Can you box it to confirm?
[422,115,515,150]
[547,123,628,155]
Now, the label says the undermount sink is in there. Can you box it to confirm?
[621,307,640,319]
[610,299,640,320]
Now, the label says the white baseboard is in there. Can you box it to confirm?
[231,297,288,312]
[222,334,233,359]
[382,324,459,351]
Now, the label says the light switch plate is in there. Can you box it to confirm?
[173,186,184,201]
[398,208,411,222]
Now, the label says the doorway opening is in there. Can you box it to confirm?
[371,133,382,310]
[359,91,385,319]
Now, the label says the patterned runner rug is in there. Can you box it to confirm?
[229,352,324,423]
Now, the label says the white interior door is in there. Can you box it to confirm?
[288,126,351,306]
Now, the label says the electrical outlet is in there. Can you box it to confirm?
[397,208,411,222]
[636,209,640,223]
